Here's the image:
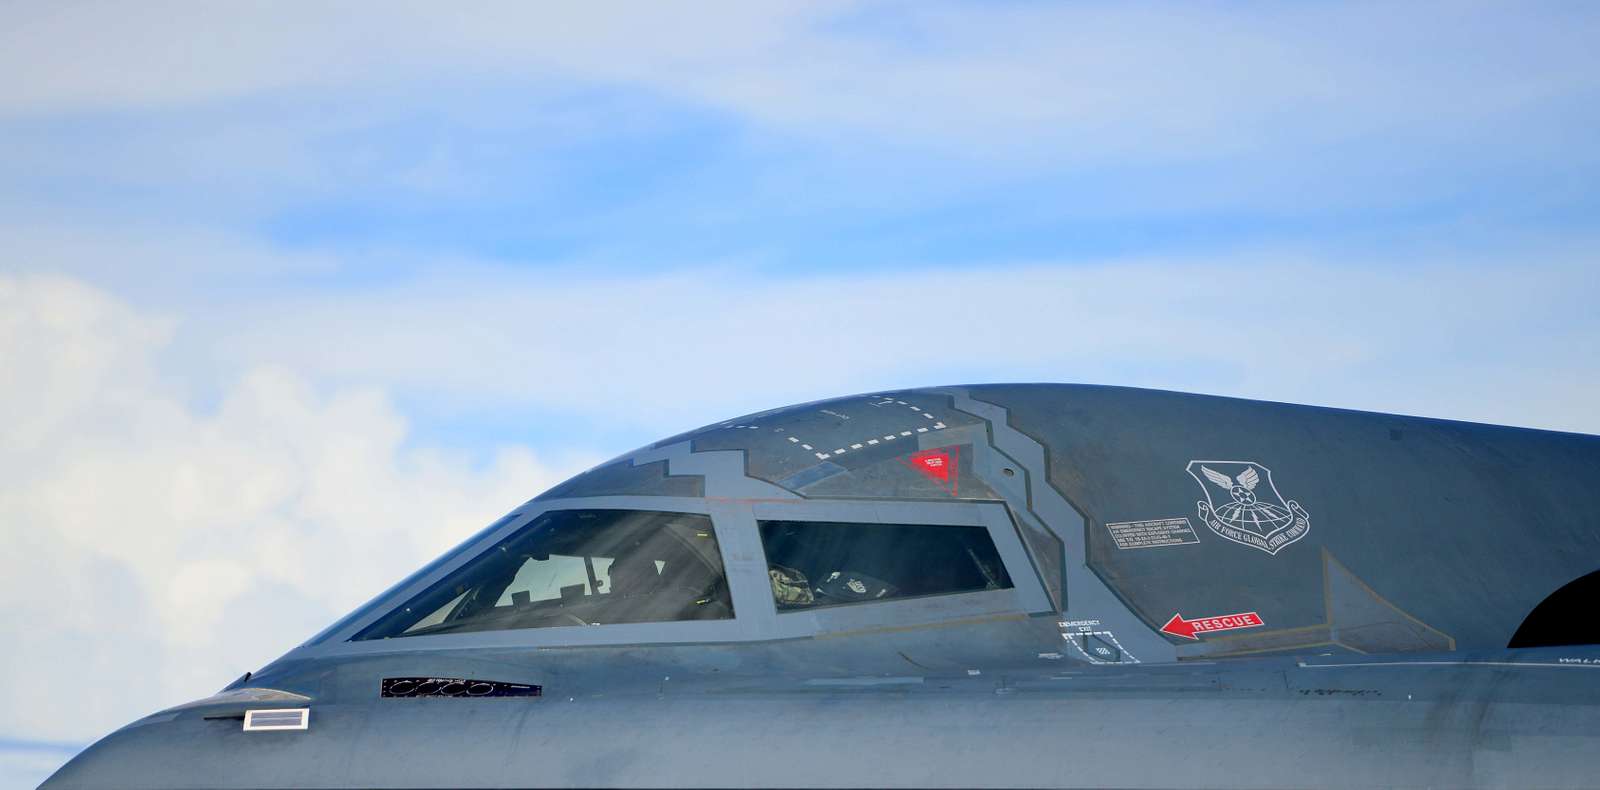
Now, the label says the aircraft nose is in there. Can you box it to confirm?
[38,718,171,790]
[40,695,342,789]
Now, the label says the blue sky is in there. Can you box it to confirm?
[4,2,1600,785]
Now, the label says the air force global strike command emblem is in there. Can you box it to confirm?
[1186,460,1310,555]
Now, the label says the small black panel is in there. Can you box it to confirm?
[380,677,542,698]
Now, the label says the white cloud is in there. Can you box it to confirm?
[0,3,823,115]
[202,247,1600,437]
[0,275,593,742]
[3,2,1595,164]
[3,1,1594,260]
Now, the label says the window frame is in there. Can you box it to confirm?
[755,518,1015,612]
[746,499,1053,638]
[293,495,1052,659]
[351,507,736,641]
[303,497,740,655]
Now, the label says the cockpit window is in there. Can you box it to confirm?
[757,520,1012,611]
[353,509,732,640]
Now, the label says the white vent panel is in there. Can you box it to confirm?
[242,708,309,731]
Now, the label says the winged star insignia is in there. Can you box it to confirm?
[1186,460,1311,555]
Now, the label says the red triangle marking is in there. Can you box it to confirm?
[902,446,960,496]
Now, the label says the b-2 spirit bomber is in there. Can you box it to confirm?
[44,385,1600,788]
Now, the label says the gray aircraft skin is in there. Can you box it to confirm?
[43,384,1600,789]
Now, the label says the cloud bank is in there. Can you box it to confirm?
[0,275,590,744]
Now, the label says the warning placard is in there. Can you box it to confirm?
[1105,517,1200,549]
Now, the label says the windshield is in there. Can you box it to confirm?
[353,509,732,640]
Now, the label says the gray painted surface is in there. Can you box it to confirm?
[44,384,1600,788]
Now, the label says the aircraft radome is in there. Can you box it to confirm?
[43,385,1600,789]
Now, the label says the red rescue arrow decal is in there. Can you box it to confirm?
[1160,611,1264,640]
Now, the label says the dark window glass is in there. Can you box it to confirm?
[1509,568,1600,648]
[758,520,1012,610]
[354,509,732,640]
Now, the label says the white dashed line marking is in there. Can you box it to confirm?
[771,396,955,466]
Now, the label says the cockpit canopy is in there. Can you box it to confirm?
[352,507,1017,641]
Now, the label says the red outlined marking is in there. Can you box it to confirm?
[1160,611,1263,640]
[901,446,960,496]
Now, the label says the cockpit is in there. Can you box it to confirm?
[335,499,1049,647]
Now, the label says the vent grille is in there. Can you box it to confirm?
[242,708,309,731]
